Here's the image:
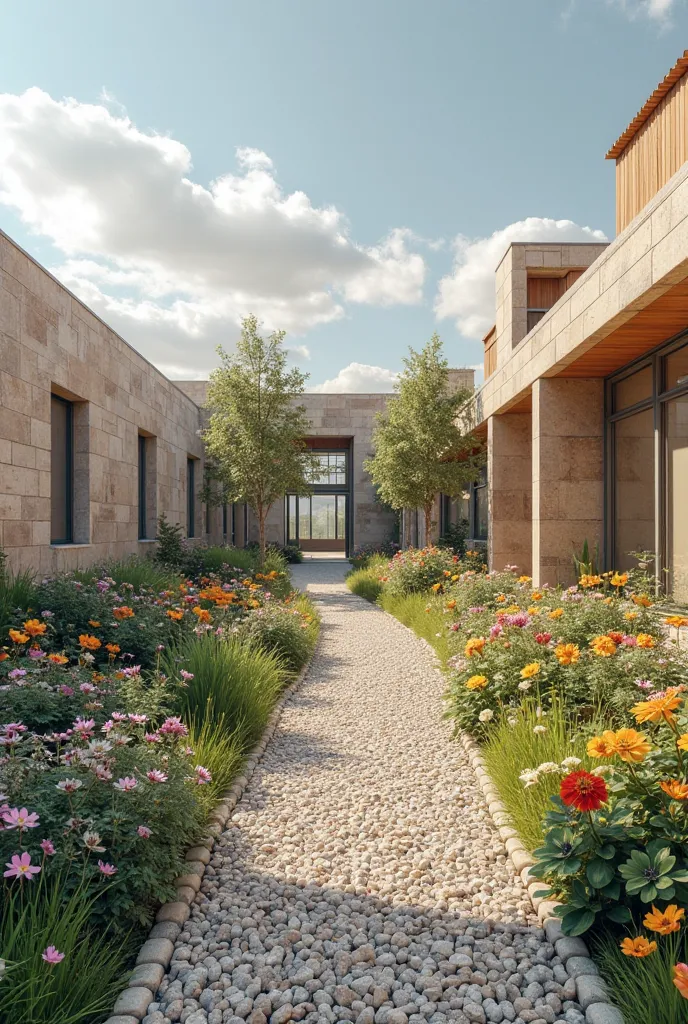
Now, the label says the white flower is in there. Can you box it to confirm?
[519,769,540,788]
[81,652,95,664]
[0,958,5,981]
[536,762,560,774]
[478,709,494,723]
[518,680,532,691]
[535,706,546,719]
[591,765,615,777]
[533,725,547,735]
[507,716,518,727]
[560,756,582,770]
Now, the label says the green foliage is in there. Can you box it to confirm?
[481,700,593,851]
[154,513,185,566]
[594,929,688,1024]
[347,567,384,603]
[572,538,600,578]
[383,545,460,596]
[203,315,319,562]
[364,334,483,536]
[379,592,454,668]
[186,713,245,800]
[167,634,284,748]
[349,542,400,570]
[73,557,183,594]
[0,553,36,633]
[438,519,469,556]
[237,596,319,672]
[1,874,130,1024]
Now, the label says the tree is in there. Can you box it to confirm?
[203,316,318,565]
[364,334,485,543]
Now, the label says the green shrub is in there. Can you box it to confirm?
[349,541,399,570]
[347,567,384,603]
[74,556,183,593]
[438,519,469,556]
[384,545,461,596]
[186,712,244,799]
[154,514,185,566]
[0,547,35,631]
[237,597,319,672]
[167,634,284,748]
[594,929,688,1024]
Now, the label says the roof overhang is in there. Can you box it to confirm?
[606,50,688,160]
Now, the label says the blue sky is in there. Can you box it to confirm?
[0,0,686,389]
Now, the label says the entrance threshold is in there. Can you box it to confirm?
[300,551,348,561]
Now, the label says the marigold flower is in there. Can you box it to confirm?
[446,599,457,610]
[666,616,688,628]
[624,611,638,620]
[548,608,564,620]
[555,643,580,665]
[105,643,120,655]
[431,582,442,592]
[22,618,47,637]
[673,963,688,998]
[112,606,134,620]
[8,629,29,644]
[579,574,602,588]
[621,936,657,957]
[613,728,651,763]
[192,606,212,624]
[496,594,506,603]
[610,572,628,587]
[78,634,101,650]
[590,635,617,657]
[678,734,688,752]
[466,675,488,690]
[520,662,541,679]
[632,688,683,724]
[47,653,69,665]
[517,575,532,583]
[560,770,608,812]
[464,637,486,657]
[587,731,618,758]
[636,633,656,648]
[660,780,688,801]
[166,609,184,621]
[632,593,653,607]
[644,904,685,935]
[88,620,101,628]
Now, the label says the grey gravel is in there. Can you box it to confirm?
[145,564,593,1024]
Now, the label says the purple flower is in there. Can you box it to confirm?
[97,860,117,876]
[8,669,27,680]
[635,679,653,689]
[28,648,46,660]
[42,945,65,964]
[137,825,152,839]
[40,610,54,618]
[40,839,56,856]
[489,623,503,639]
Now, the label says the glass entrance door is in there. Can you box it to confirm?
[286,494,348,551]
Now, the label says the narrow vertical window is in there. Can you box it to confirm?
[223,502,228,538]
[138,435,147,540]
[187,458,195,538]
[51,395,73,544]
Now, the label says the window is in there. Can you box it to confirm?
[472,466,488,541]
[138,435,147,540]
[310,452,347,485]
[613,365,653,413]
[222,503,227,537]
[187,458,195,538]
[665,394,688,603]
[613,409,655,571]
[526,309,547,333]
[286,494,347,542]
[51,395,73,544]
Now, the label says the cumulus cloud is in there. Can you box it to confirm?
[309,362,399,393]
[435,217,607,339]
[607,0,676,18]
[0,88,425,376]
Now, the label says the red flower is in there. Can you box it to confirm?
[535,632,552,644]
[560,770,608,812]
[607,631,624,644]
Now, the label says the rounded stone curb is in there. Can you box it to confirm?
[456,729,625,1024]
[100,647,317,1024]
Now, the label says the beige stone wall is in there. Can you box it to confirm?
[488,413,532,575]
[0,230,221,574]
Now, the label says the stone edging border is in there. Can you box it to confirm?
[457,731,624,1024]
[102,655,315,1024]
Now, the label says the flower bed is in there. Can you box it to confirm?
[349,547,688,1021]
[0,549,320,1023]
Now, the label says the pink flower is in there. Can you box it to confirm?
[59,685,74,696]
[56,779,83,793]
[101,720,114,733]
[143,732,162,744]
[95,766,113,781]
[113,776,138,792]
[111,712,128,722]
[635,679,653,689]
[79,682,96,694]
[621,635,638,646]
[97,859,117,876]
[159,717,188,738]
[40,839,56,856]
[2,807,40,830]
[4,852,41,880]
[137,825,152,839]
[28,648,46,659]
[180,670,194,681]
[146,769,168,784]
[194,765,212,785]
[489,623,503,639]
[8,669,27,679]
[72,718,95,737]
[128,713,147,724]
[42,945,65,964]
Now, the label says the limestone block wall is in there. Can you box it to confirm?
[0,230,220,574]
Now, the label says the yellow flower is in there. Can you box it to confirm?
[47,653,69,665]
[632,688,683,724]
[548,608,564,620]
[466,675,488,690]
[8,629,29,644]
[451,574,460,581]
[620,936,657,957]
[636,633,656,649]
[660,780,688,801]
[496,594,506,603]
[590,635,617,657]
[624,611,638,620]
[666,616,688,628]
[465,637,486,657]
[527,606,539,615]
[505,605,521,614]
[643,904,685,935]
[517,575,532,584]
[431,582,442,593]
[579,574,602,588]
[520,662,541,679]
[603,596,614,605]
[555,643,580,666]
[678,734,688,752]
[587,731,618,758]
[613,728,652,763]
[632,593,653,607]
[446,599,457,610]
[611,572,628,587]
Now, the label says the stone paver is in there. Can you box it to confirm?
[146,562,586,1024]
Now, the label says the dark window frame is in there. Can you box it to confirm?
[51,394,74,545]
[138,435,147,540]
[187,458,196,539]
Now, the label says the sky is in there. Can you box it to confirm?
[0,0,686,391]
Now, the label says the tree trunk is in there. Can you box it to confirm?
[258,507,266,568]
[424,502,433,547]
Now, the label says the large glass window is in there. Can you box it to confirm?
[666,394,688,603]
[613,365,653,413]
[310,452,347,485]
[138,435,147,540]
[473,467,488,541]
[287,494,347,542]
[613,408,655,571]
[51,395,73,544]
[665,343,688,393]
[187,458,195,538]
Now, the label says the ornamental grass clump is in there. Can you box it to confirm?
[236,595,319,672]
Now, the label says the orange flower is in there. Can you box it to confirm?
[192,607,212,624]
[555,643,580,666]
[112,606,134,620]
[465,637,486,657]
[445,599,457,610]
[466,675,488,690]
[624,611,638,620]
[517,575,532,583]
[548,608,564,620]
[632,593,652,607]
[88,619,101,628]
[632,688,683,724]
[660,780,688,801]
[505,605,521,614]
[673,963,688,998]
[431,582,442,592]
[105,643,120,655]
[607,631,624,644]
[520,662,541,679]
[78,634,101,650]
[0,651,8,662]
[22,618,47,637]
[610,572,628,587]
[166,609,184,621]
[530,591,543,601]
[644,904,685,935]
[636,633,656,649]
[579,574,602,588]
[666,616,688,628]
[613,728,651,763]
[495,594,506,603]
[621,936,657,957]
[587,731,618,758]
[8,629,29,644]
[590,635,617,657]
[47,653,69,665]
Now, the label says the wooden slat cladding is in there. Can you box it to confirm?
[615,69,688,233]
[483,326,497,380]
[527,277,563,308]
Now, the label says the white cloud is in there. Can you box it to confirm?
[0,87,425,376]
[309,362,399,393]
[288,344,311,360]
[435,217,607,339]
[607,0,676,18]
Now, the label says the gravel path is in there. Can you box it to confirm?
[146,563,587,1024]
